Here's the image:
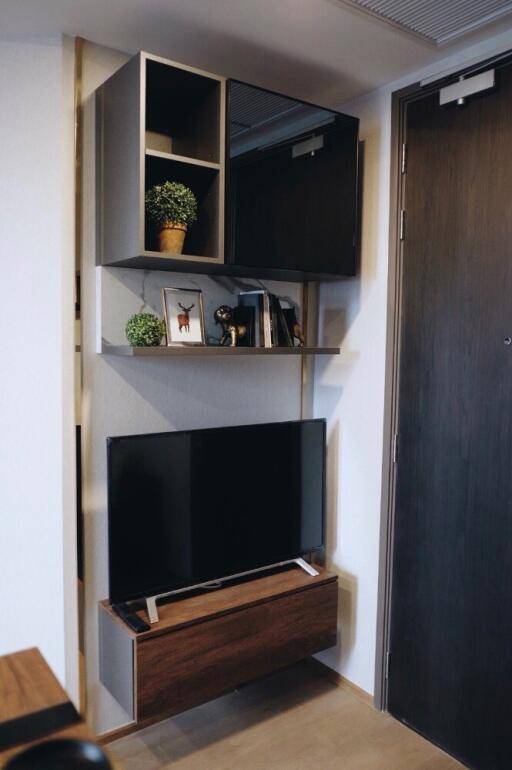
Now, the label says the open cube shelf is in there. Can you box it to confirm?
[97,52,225,270]
[144,154,220,259]
[145,58,221,163]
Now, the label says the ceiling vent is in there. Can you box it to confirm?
[343,0,512,45]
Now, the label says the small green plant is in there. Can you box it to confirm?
[145,182,198,228]
[125,313,165,347]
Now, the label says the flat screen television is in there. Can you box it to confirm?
[107,419,326,604]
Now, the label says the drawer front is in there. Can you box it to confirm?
[136,581,338,722]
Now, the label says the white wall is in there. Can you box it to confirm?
[313,89,391,695]
[0,35,78,700]
[81,42,305,733]
[313,25,512,697]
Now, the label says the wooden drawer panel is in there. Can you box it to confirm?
[136,581,337,722]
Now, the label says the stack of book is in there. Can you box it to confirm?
[235,290,299,348]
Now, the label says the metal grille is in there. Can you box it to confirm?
[346,0,512,44]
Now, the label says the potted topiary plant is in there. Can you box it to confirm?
[125,313,166,347]
[145,181,198,254]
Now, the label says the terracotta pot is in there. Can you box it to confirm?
[158,222,187,254]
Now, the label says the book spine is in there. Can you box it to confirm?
[276,298,293,346]
[262,292,272,347]
[270,294,281,347]
[238,294,262,346]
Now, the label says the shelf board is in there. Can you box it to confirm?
[141,249,221,263]
[103,255,346,283]
[145,148,220,170]
[102,343,339,357]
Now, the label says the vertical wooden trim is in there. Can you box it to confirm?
[74,35,86,717]
[95,86,104,266]
[375,79,433,710]
[139,54,146,256]
[300,282,319,419]
[300,282,308,420]
[74,37,84,284]
[218,78,226,263]
[374,79,439,709]
[301,282,309,342]
[373,85,407,711]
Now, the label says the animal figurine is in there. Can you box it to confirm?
[214,305,247,347]
[177,302,194,333]
[293,320,305,347]
[282,307,305,346]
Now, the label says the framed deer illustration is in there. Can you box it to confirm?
[162,287,206,346]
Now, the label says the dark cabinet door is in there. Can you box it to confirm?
[389,63,512,770]
[226,80,358,278]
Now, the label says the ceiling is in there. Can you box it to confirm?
[3,0,512,106]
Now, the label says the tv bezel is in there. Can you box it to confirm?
[107,418,326,604]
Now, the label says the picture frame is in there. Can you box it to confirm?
[162,287,206,346]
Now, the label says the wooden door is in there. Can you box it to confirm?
[389,63,512,770]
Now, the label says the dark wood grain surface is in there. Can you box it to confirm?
[136,580,338,722]
[0,649,68,724]
[100,344,340,357]
[389,61,512,770]
[101,564,336,641]
[0,649,92,768]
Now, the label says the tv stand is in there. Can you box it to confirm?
[99,564,337,727]
[144,556,320,624]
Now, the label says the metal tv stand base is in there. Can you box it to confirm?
[145,557,319,624]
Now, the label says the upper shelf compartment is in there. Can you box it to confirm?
[145,58,221,164]
[97,52,225,271]
[144,154,220,258]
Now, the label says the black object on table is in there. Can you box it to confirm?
[4,738,113,769]
[0,703,81,753]
[112,602,150,632]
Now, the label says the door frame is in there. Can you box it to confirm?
[374,48,512,711]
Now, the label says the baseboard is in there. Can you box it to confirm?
[97,721,138,745]
[304,657,374,707]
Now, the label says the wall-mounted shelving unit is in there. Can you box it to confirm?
[96,50,357,356]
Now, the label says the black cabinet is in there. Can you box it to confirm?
[226,80,359,279]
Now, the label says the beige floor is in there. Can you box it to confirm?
[109,663,464,770]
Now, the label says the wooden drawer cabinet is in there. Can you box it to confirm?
[99,566,338,727]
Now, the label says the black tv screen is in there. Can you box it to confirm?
[107,419,325,603]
